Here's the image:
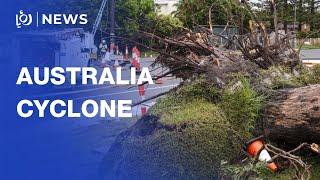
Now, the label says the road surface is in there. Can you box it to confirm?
[7,58,180,180]
[301,49,320,60]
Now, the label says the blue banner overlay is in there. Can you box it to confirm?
[0,1,179,180]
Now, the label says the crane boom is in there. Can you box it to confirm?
[91,0,108,36]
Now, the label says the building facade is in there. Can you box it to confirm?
[154,0,179,16]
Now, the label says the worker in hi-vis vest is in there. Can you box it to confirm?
[99,39,108,58]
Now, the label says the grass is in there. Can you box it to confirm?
[158,99,223,125]
[220,156,320,179]
[149,79,220,117]
[151,76,264,138]
[260,65,320,89]
[293,64,320,85]
[301,44,320,49]
[118,100,242,179]
[262,158,320,180]
[260,66,299,89]
[220,78,264,138]
[103,74,320,179]
[147,76,320,179]
[103,78,260,179]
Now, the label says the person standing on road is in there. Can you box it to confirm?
[99,40,108,58]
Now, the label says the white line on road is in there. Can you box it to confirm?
[72,84,178,100]
[31,84,131,98]
[31,84,178,99]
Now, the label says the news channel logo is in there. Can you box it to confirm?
[16,10,88,28]
[16,10,32,28]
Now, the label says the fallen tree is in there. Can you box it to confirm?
[138,27,320,148]
[103,1,320,179]
[263,84,320,145]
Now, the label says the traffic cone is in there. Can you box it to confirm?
[138,85,145,97]
[245,136,278,172]
[131,57,141,72]
[136,48,141,63]
[132,46,137,59]
[155,78,163,84]
[141,106,147,115]
[138,85,147,116]
[131,57,137,68]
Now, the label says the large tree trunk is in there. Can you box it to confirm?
[263,84,320,145]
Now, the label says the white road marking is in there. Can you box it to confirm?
[31,84,178,99]
[31,84,131,98]
[72,84,178,100]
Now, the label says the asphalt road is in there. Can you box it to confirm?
[9,51,320,180]
[29,58,180,118]
[300,49,320,60]
[7,58,180,180]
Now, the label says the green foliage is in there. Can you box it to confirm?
[261,65,320,90]
[149,94,182,117]
[116,0,183,38]
[116,0,155,35]
[158,99,223,126]
[261,158,320,180]
[151,76,264,138]
[104,77,269,179]
[297,31,320,39]
[115,0,183,48]
[174,0,210,27]
[174,0,250,29]
[254,0,320,32]
[149,15,183,36]
[220,77,264,138]
[114,80,266,179]
[220,157,320,180]
[150,79,220,117]
[116,100,241,179]
[220,160,268,180]
[293,65,320,85]
[34,0,181,46]
[301,44,320,49]
[175,81,218,101]
[261,66,299,89]
[149,82,216,118]
[26,0,101,30]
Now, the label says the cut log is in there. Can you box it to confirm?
[263,84,320,145]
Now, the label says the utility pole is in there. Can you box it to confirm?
[106,0,109,31]
[110,0,115,45]
[293,0,297,48]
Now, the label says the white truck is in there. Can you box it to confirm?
[13,28,96,69]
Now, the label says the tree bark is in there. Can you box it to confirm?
[272,0,279,45]
[310,0,315,31]
[298,0,303,31]
[284,0,288,34]
[263,84,320,145]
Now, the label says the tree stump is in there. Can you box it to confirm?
[263,85,320,145]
